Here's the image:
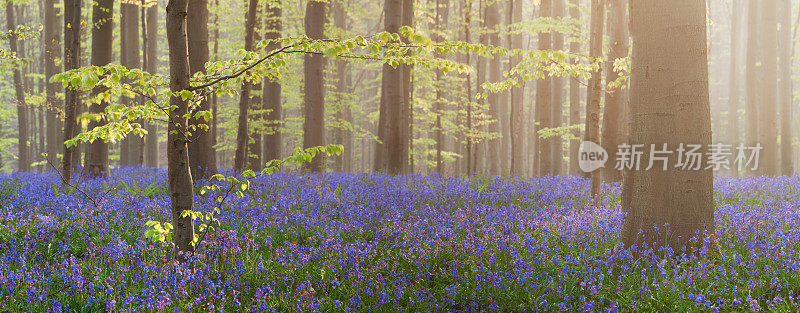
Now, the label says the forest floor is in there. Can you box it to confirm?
[0,169,797,312]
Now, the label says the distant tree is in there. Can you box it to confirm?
[601,0,628,182]
[62,0,81,182]
[120,1,144,166]
[302,0,327,173]
[568,0,581,174]
[85,0,114,177]
[484,0,501,175]
[144,0,159,167]
[333,0,353,172]
[510,0,526,176]
[778,0,792,175]
[551,0,566,176]
[759,0,778,176]
[6,2,30,172]
[233,0,259,172]
[534,0,553,176]
[744,0,758,169]
[584,0,604,197]
[45,0,62,162]
[621,0,714,250]
[262,0,282,164]
[188,0,218,177]
[433,0,449,174]
[728,0,741,165]
[375,0,404,174]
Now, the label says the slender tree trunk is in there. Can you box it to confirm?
[233,0,259,172]
[729,0,741,176]
[568,0,581,175]
[145,0,159,167]
[247,5,263,171]
[85,0,114,177]
[485,0,500,175]
[120,2,143,166]
[375,0,404,174]
[302,0,327,173]
[333,1,352,172]
[551,0,566,176]
[46,0,62,164]
[6,3,30,172]
[166,0,195,260]
[400,0,413,173]
[474,0,486,174]
[759,0,778,176]
[187,0,218,177]
[779,0,793,175]
[745,0,759,163]
[433,0,449,174]
[211,0,220,166]
[262,1,282,163]
[62,0,81,182]
[621,0,714,251]
[585,0,604,197]
[600,0,628,182]
[508,0,526,176]
[535,0,553,176]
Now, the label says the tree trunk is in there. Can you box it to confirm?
[233,0,259,172]
[601,0,628,182]
[166,0,195,260]
[46,0,63,165]
[145,0,160,167]
[247,4,263,171]
[262,1,282,163]
[62,0,81,183]
[759,0,778,176]
[85,0,114,177]
[302,0,327,173]
[534,0,553,176]
[187,0,218,177]
[433,0,449,174]
[551,0,566,176]
[333,1,352,172]
[375,0,404,174]
[779,0,793,175]
[745,0,759,165]
[568,0,581,175]
[621,0,714,251]
[584,0,604,196]
[728,0,741,176]
[6,3,30,172]
[120,2,143,166]
[400,0,413,173]
[482,0,501,175]
[508,0,526,176]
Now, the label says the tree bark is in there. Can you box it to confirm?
[6,3,30,172]
[759,0,778,176]
[551,0,566,176]
[262,0,282,163]
[247,4,263,171]
[535,0,553,176]
[779,0,793,175]
[584,0,604,196]
[375,0,404,174]
[600,0,628,182]
[333,1,352,172]
[166,0,195,260]
[568,0,581,174]
[433,0,449,174]
[145,0,160,167]
[484,0,500,175]
[233,0,260,172]
[85,0,114,177]
[45,0,63,164]
[621,0,714,251]
[302,0,327,173]
[508,0,526,176]
[62,0,81,182]
[400,0,413,173]
[120,2,144,166]
[187,0,218,177]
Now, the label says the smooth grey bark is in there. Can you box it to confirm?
[62,0,81,182]
[262,1,282,164]
[85,0,114,177]
[187,0,218,177]
[302,0,327,173]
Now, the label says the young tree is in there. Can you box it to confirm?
[302,0,327,173]
[165,0,195,259]
[62,0,81,182]
[85,0,114,177]
[333,0,353,172]
[232,0,259,172]
[187,0,218,177]
[600,0,628,182]
[262,0,282,163]
[6,2,30,172]
[584,0,604,196]
[621,0,714,250]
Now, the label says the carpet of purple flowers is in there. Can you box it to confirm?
[0,168,798,312]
